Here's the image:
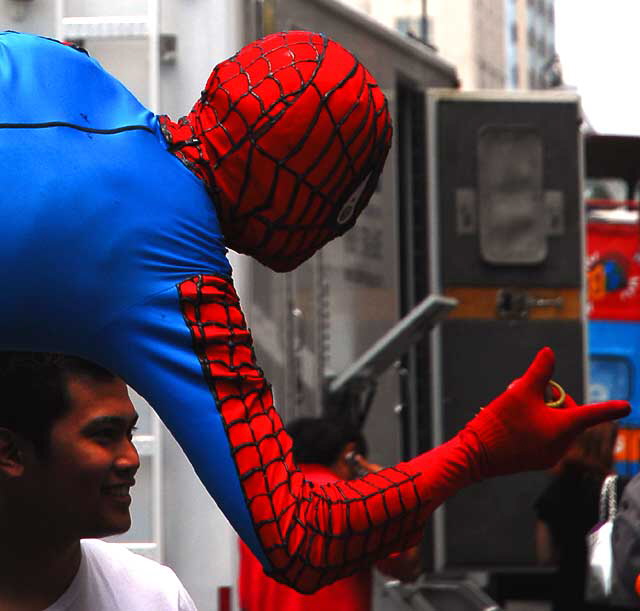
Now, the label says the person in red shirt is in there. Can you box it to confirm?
[238,417,420,611]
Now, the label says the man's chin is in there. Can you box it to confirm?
[87,516,132,539]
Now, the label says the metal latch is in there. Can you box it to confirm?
[496,289,564,319]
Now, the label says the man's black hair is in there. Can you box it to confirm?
[286,416,367,467]
[0,351,116,458]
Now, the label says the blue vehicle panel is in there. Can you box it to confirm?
[589,320,640,475]
[589,320,639,422]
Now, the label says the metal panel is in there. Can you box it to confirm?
[377,576,503,611]
[477,125,545,265]
[427,90,585,571]
[434,90,582,288]
[439,319,584,568]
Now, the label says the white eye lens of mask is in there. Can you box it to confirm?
[337,173,371,225]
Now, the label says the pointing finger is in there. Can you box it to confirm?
[565,400,631,431]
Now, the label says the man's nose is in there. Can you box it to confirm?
[114,438,140,473]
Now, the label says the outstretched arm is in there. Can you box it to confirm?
[176,274,629,592]
[98,273,629,594]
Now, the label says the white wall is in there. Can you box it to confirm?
[0,0,56,34]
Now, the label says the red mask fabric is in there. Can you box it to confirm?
[160,30,392,272]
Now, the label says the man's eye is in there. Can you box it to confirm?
[93,428,119,441]
[127,426,139,440]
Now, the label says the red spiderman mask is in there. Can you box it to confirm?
[159,31,392,272]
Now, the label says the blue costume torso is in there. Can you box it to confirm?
[0,31,265,560]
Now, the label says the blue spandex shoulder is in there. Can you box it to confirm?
[0,31,150,127]
[0,31,231,349]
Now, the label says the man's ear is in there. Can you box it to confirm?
[341,441,358,463]
[0,428,26,477]
[332,441,358,481]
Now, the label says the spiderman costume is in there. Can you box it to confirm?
[0,30,629,593]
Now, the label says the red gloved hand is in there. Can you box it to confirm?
[462,346,630,476]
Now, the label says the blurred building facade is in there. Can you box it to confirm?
[429,0,505,89]
[341,0,557,90]
[506,0,558,89]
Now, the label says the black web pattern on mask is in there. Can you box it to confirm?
[161,31,391,268]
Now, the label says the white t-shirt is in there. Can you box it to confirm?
[44,539,197,611]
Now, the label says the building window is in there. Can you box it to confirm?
[538,36,546,56]
[511,65,519,86]
[395,16,427,41]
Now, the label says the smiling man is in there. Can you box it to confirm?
[0,353,197,611]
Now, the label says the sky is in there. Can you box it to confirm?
[555,0,640,135]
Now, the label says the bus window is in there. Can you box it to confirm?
[589,355,632,402]
[585,178,627,202]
